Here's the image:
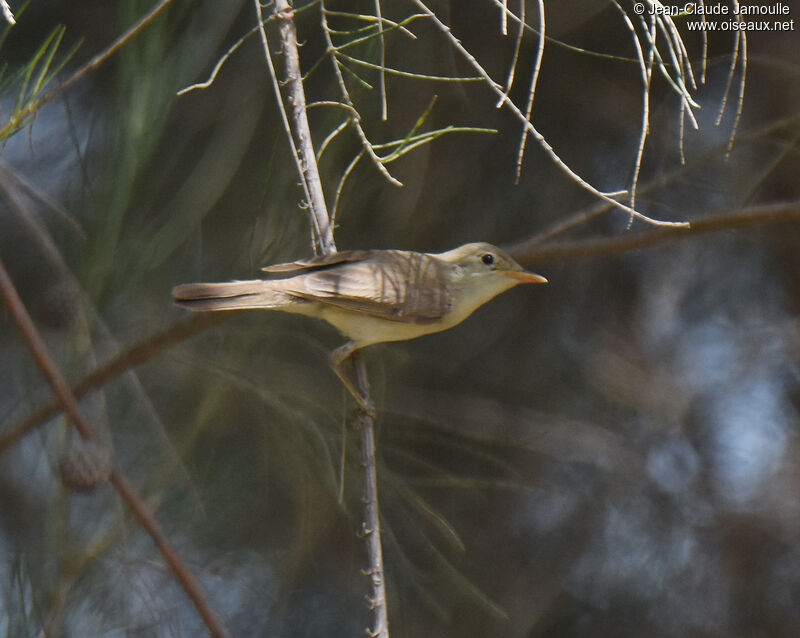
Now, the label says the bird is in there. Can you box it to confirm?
[173,242,546,414]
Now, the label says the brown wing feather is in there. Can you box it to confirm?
[286,250,453,324]
[262,250,373,273]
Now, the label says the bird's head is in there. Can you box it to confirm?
[442,242,546,283]
[437,242,547,309]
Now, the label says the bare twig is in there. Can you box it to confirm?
[0,258,230,638]
[514,0,544,182]
[716,3,747,156]
[332,148,365,228]
[178,22,264,96]
[353,351,389,638]
[178,2,322,96]
[1,0,14,25]
[513,106,800,251]
[610,2,652,215]
[316,115,352,160]
[634,10,700,127]
[495,0,525,108]
[323,9,420,40]
[335,52,483,82]
[698,0,709,83]
[374,0,387,120]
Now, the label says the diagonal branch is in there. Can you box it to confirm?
[0,258,230,638]
[512,202,800,265]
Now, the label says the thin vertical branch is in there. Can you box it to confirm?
[0,257,230,638]
[354,351,389,638]
[679,101,688,165]
[514,0,544,182]
[697,0,709,83]
[255,1,388,635]
[715,1,747,156]
[374,0,388,121]
[495,0,525,108]
[255,0,335,252]
[612,1,652,215]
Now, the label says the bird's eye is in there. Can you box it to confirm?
[481,253,495,266]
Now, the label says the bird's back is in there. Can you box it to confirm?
[285,249,454,325]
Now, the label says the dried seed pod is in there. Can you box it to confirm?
[59,438,113,492]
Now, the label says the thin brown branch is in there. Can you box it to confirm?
[0,259,229,637]
[109,469,231,636]
[513,202,800,265]
[0,261,90,440]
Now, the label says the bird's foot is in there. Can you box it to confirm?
[329,344,377,419]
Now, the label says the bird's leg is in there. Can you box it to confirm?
[330,341,377,419]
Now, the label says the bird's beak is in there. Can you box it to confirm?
[505,270,548,284]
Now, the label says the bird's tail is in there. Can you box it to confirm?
[172,280,291,311]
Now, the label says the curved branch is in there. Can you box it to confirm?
[513,202,800,265]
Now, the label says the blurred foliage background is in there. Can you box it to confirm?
[1,0,800,636]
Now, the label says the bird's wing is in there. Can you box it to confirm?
[262,250,373,273]
[286,250,453,324]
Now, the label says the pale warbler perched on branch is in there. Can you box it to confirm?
[173,242,547,414]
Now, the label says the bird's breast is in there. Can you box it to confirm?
[318,305,453,347]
